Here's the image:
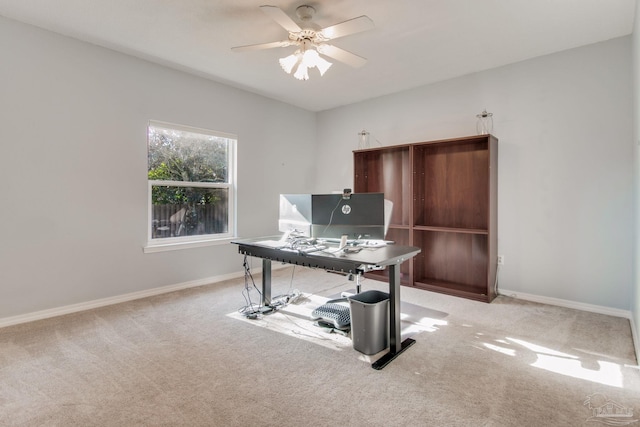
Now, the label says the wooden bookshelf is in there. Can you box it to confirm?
[354,135,498,302]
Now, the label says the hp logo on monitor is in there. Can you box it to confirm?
[341,205,351,215]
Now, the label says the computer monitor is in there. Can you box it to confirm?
[311,192,385,240]
[278,194,312,237]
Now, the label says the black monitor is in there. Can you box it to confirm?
[311,192,385,240]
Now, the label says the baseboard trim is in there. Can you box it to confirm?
[0,263,293,329]
[499,288,631,319]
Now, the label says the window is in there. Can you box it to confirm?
[146,121,236,250]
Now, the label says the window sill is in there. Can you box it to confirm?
[143,237,236,253]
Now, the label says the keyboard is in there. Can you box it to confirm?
[280,245,327,254]
[298,245,327,253]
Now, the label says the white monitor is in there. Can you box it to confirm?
[278,194,312,237]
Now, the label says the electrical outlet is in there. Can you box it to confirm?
[497,255,504,265]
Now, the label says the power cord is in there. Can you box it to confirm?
[238,255,264,318]
[238,260,303,318]
[320,197,344,237]
[494,262,501,297]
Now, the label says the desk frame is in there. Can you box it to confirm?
[232,239,421,370]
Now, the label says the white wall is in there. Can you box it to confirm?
[632,0,640,345]
[1,14,635,321]
[316,37,634,310]
[0,16,317,318]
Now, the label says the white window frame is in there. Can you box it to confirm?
[144,120,237,253]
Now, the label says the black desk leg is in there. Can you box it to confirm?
[371,263,415,370]
[262,259,271,306]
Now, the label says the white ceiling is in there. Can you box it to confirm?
[0,0,635,111]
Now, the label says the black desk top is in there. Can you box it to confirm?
[231,236,421,275]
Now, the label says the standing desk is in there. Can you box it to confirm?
[231,237,421,369]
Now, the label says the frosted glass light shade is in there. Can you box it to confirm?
[279,52,301,74]
[314,55,332,76]
[293,63,309,80]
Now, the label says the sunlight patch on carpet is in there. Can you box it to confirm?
[505,337,624,388]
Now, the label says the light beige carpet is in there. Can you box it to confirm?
[1,266,639,426]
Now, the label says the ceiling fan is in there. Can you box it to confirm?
[231,5,374,80]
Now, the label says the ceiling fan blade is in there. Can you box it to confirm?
[260,5,302,33]
[231,40,294,52]
[319,15,374,40]
[317,44,367,68]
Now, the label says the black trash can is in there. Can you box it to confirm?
[348,290,389,355]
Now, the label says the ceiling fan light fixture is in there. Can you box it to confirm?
[233,5,373,81]
[280,46,332,80]
[301,48,333,76]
